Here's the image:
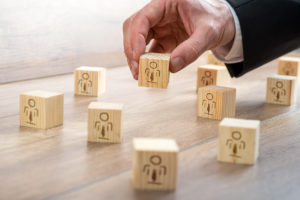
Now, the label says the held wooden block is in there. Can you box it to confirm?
[218,118,260,165]
[266,75,297,106]
[197,85,236,120]
[88,102,123,143]
[138,53,170,89]
[196,65,230,91]
[20,90,64,129]
[278,57,300,77]
[207,51,225,66]
[74,66,106,96]
[133,138,179,191]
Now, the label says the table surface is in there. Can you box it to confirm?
[0,55,300,200]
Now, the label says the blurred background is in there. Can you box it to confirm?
[0,0,149,83]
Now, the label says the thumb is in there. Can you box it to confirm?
[170,32,208,73]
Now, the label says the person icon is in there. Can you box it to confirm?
[271,81,286,102]
[202,93,216,116]
[226,131,246,158]
[145,61,160,83]
[24,99,39,125]
[283,63,295,76]
[78,72,93,94]
[94,112,113,140]
[201,71,214,86]
[142,155,167,185]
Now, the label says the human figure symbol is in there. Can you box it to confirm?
[201,71,214,86]
[143,155,167,185]
[94,112,113,140]
[271,81,286,102]
[202,93,216,115]
[145,61,160,83]
[226,131,246,158]
[78,73,93,94]
[24,99,39,125]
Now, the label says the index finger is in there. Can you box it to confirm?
[130,0,166,61]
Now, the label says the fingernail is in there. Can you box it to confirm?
[171,57,185,72]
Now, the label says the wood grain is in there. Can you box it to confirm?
[54,110,300,200]
[88,102,123,143]
[138,53,170,89]
[217,118,260,165]
[197,85,236,120]
[0,53,300,199]
[196,65,230,90]
[266,75,297,105]
[74,66,106,96]
[133,138,178,191]
[278,56,300,77]
[0,0,150,84]
[20,90,64,129]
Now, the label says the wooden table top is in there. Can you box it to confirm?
[0,55,300,200]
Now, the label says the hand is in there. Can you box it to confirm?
[123,0,235,80]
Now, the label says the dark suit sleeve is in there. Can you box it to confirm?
[224,0,300,77]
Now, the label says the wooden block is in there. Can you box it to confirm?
[278,57,300,77]
[218,118,260,165]
[266,75,297,106]
[133,138,179,191]
[138,53,170,89]
[196,65,230,91]
[88,102,123,143]
[197,85,236,120]
[20,90,64,129]
[74,66,106,96]
[207,51,225,66]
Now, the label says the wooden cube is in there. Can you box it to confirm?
[196,65,230,91]
[133,138,179,191]
[218,118,260,165]
[207,51,225,66]
[74,66,106,96]
[88,102,123,143]
[20,90,64,129]
[197,86,236,120]
[278,57,300,77]
[138,53,170,89]
[266,75,297,106]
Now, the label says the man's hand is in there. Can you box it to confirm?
[123,0,235,80]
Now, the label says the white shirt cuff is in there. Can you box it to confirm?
[212,0,244,63]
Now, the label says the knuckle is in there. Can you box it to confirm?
[207,22,219,39]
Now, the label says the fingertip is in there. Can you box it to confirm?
[170,57,185,73]
[130,60,139,80]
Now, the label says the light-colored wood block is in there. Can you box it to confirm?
[138,53,170,89]
[207,51,225,66]
[20,90,64,129]
[133,138,179,191]
[278,57,300,77]
[218,118,260,165]
[88,102,123,143]
[197,85,236,120]
[196,65,230,91]
[266,75,297,106]
[74,66,106,96]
